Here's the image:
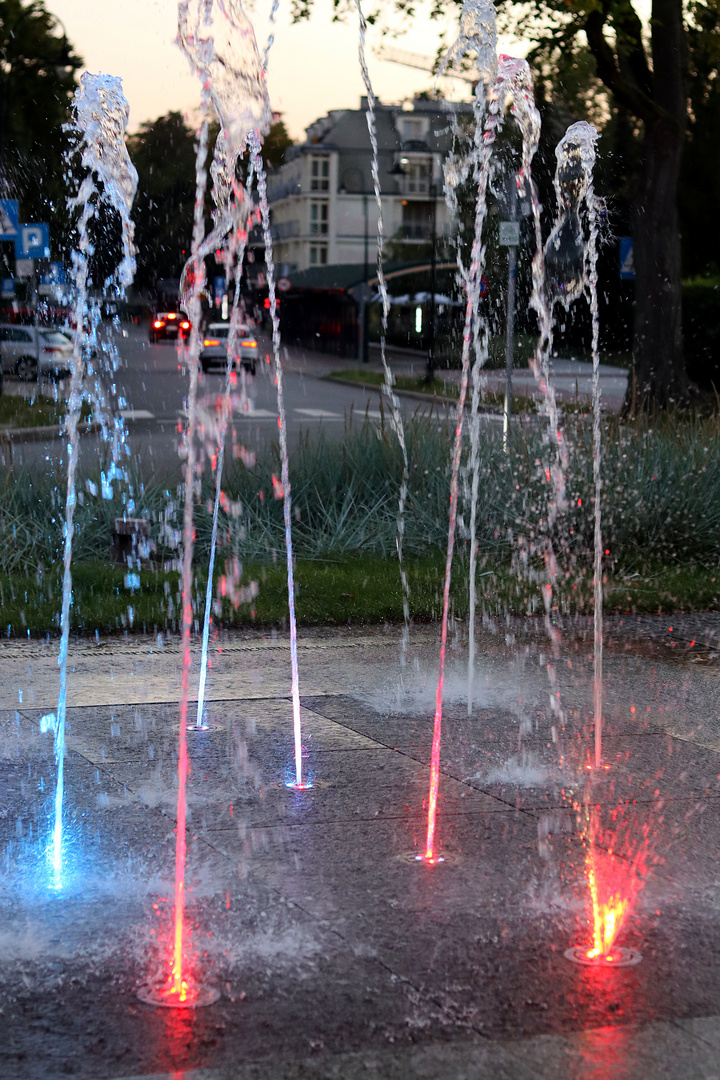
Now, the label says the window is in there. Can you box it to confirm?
[311,157,330,191]
[310,201,329,235]
[402,118,424,140]
[405,160,430,195]
[309,245,328,265]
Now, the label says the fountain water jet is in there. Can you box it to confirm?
[138,0,272,1007]
[249,131,311,791]
[423,2,499,863]
[194,137,253,731]
[53,72,137,887]
[355,0,412,664]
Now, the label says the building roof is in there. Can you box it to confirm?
[284,261,456,293]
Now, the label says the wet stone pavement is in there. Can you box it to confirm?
[0,619,719,1079]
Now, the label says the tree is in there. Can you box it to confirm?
[300,0,720,412]
[127,112,198,290]
[128,112,294,291]
[0,0,83,260]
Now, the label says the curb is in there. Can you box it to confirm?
[0,421,102,443]
[321,375,514,417]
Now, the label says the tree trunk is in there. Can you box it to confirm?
[623,0,688,414]
[625,114,687,413]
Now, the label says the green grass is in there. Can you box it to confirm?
[2,411,720,635]
[1,556,718,637]
[0,394,91,429]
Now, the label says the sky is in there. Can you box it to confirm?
[44,0,524,140]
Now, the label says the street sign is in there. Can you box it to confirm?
[0,199,19,240]
[620,236,635,279]
[1,277,14,298]
[15,258,34,277]
[277,276,292,292]
[15,223,50,259]
[40,262,66,286]
[479,274,488,298]
[499,221,520,247]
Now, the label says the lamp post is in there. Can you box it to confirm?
[340,168,370,363]
[427,177,438,385]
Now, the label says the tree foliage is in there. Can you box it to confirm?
[0,0,83,258]
[127,112,294,291]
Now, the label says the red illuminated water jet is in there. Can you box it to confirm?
[566,800,648,967]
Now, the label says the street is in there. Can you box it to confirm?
[8,322,480,478]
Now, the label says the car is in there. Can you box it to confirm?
[0,325,74,380]
[149,310,191,342]
[200,322,258,375]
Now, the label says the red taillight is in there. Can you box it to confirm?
[242,341,258,348]
[43,346,61,354]
[203,338,220,347]
[167,312,177,320]
[180,321,190,330]
[153,320,163,328]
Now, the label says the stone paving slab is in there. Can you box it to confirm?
[1,619,720,1079]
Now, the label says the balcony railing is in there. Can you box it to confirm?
[270,220,300,241]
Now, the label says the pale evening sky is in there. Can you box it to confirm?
[44,0,525,140]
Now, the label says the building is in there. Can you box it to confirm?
[267,96,473,275]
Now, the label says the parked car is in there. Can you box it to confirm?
[149,310,191,342]
[0,325,74,380]
[200,322,258,375]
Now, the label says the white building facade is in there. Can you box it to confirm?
[267,97,472,274]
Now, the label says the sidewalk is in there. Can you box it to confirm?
[277,337,629,413]
[1,615,719,1078]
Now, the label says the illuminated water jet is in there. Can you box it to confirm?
[137,982,221,1008]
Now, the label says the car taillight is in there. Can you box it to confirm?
[167,313,177,320]
[43,347,61,354]
[153,320,163,328]
[243,341,258,348]
[180,321,190,330]
[203,339,220,347]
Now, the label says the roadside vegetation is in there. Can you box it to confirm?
[1,412,719,635]
[0,394,91,430]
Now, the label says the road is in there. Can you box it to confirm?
[8,323,486,478]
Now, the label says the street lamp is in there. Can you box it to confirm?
[390,155,438,384]
[340,167,370,364]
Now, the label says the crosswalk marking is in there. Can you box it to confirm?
[120,409,155,420]
[294,408,342,419]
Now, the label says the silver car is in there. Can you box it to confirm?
[200,322,258,375]
[0,325,74,380]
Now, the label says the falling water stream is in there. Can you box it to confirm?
[195,139,253,730]
[53,73,137,886]
[251,134,308,790]
[545,121,603,766]
[355,0,412,660]
[424,0,499,862]
[148,0,272,1004]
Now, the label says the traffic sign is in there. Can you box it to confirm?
[1,277,14,297]
[499,221,520,247]
[0,199,19,240]
[620,236,634,279]
[40,262,66,285]
[479,274,488,299]
[277,276,292,292]
[15,223,50,259]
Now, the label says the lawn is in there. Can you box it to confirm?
[0,393,91,429]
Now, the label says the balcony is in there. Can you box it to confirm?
[270,220,300,241]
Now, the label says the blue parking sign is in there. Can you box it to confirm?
[15,223,50,259]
